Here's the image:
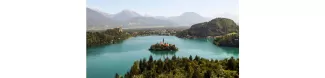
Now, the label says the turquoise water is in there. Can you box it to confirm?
[87,36,239,78]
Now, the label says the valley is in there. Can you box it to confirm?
[86,2,239,77]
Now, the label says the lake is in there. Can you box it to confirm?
[87,36,239,78]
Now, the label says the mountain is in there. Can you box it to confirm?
[169,12,211,26]
[90,8,113,18]
[112,10,142,21]
[86,8,121,28]
[87,8,235,30]
[87,8,176,28]
[176,18,239,38]
[124,17,176,26]
[154,16,169,20]
[143,14,152,17]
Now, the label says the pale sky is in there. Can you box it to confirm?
[87,0,238,18]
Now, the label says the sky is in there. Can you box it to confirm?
[87,0,238,18]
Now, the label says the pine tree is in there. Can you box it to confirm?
[194,55,200,61]
[149,55,153,63]
[186,62,194,78]
[142,58,147,62]
[204,70,212,78]
[227,57,237,70]
[192,69,201,78]
[130,61,140,76]
[142,58,147,70]
[115,73,120,78]
[139,59,144,73]
[189,55,193,61]
[157,59,164,73]
[172,55,176,60]
[124,72,130,78]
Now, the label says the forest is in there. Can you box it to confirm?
[213,33,239,48]
[86,28,131,47]
[116,55,239,78]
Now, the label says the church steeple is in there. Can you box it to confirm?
[163,38,164,43]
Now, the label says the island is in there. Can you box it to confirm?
[149,38,178,51]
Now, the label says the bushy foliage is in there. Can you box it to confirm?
[175,30,189,38]
[117,55,239,78]
[86,28,131,47]
[213,33,239,48]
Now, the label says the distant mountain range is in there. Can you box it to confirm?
[112,10,142,21]
[169,12,211,26]
[87,8,120,28]
[87,7,236,29]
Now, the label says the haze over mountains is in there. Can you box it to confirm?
[169,12,211,26]
[112,10,142,21]
[87,7,237,29]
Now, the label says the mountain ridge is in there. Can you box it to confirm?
[86,8,121,28]
[86,8,237,29]
[112,9,142,21]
